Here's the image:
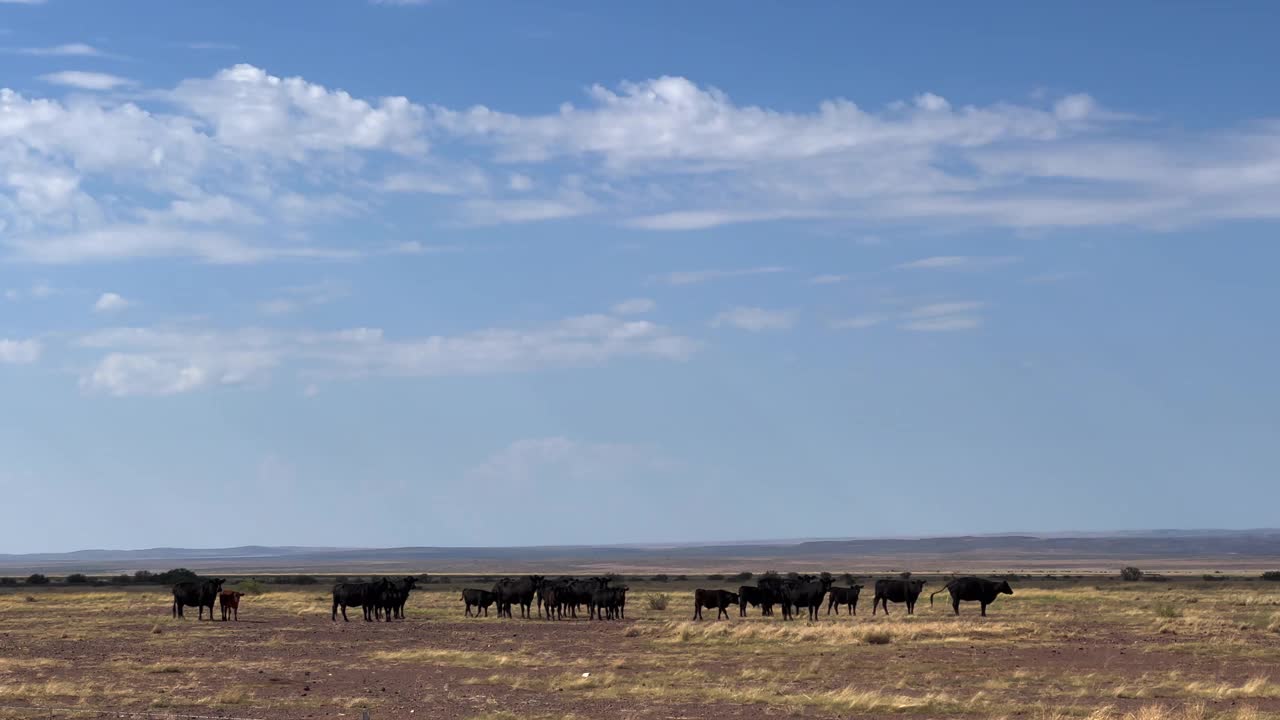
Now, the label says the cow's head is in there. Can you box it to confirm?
[820,577,834,590]
[530,574,545,587]
[401,576,419,590]
[853,584,864,590]
[210,578,226,593]
[999,581,1014,595]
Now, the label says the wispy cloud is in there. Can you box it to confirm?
[257,282,348,316]
[830,314,887,330]
[39,71,134,91]
[900,301,986,332]
[809,274,847,285]
[612,298,656,315]
[896,255,1020,271]
[711,307,795,332]
[74,310,698,396]
[654,266,788,286]
[9,43,106,56]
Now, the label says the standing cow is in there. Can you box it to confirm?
[930,577,1013,616]
[462,588,497,617]
[872,578,927,615]
[826,584,863,615]
[331,578,390,622]
[693,589,739,621]
[492,575,544,619]
[172,578,225,620]
[218,591,245,621]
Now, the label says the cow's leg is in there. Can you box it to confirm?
[954,598,961,616]
[980,602,987,617]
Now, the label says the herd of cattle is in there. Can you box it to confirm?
[170,575,1014,623]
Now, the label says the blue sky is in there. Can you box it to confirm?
[1,1,1278,553]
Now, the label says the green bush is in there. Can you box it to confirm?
[235,578,266,595]
[0,577,16,586]
[650,574,669,582]
[26,574,50,585]
[1120,566,1144,582]
[705,573,725,581]
[1261,571,1280,581]
[728,572,753,582]
[1153,602,1182,619]
[65,573,90,585]
[647,593,670,611]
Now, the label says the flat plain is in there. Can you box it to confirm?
[1,577,1279,720]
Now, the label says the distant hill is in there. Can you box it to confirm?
[3,530,1278,575]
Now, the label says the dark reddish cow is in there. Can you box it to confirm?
[219,590,244,621]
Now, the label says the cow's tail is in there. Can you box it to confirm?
[929,581,956,607]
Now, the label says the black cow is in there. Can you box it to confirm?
[331,578,390,622]
[462,588,497,617]
[592,586,628,620]
[693,589,739,621]
[872,578,927,615]
[930,577,1013,616]
[539,581,565,620]
[559,577,610,619]
[779,577,833,621]
[172,578,225,620]
[376,576,418,620]
[826,585,863,615]
[738,585,774,617]
[492,575,544,619]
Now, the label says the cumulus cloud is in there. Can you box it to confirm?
[711,307,795,332]
[75,310,697,396]
[93,292,130,313]
[0,338,42,364]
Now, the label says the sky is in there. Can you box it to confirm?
[1,1,1278,553]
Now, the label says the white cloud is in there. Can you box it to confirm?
[809,274,846,285]
[711,306,795,332]
[655,266,788,286]
[76,310,697,396]
[900,301,985,332]
[508,173,533,191]
[830,314,887,330]
[896,255,1020,271]
[611,298,655,315]
[93,292,130,313]
[256,281,347,316]
[468,437,675,490]
[9,43,103,56]
[171,64,427,158]
[39,71,134,91]
[0,338,41,364]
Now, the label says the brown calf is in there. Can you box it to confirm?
[218,591,245,621]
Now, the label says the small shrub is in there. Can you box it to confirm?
[26,573,50,585]
[898,571,912,580]
[650,574,669,582]
[647,593,670,611]
[24,595,37,602]
[706,574,725,581]
[864,631,893,645]
[1153,602,1182,619]
[1261,571,1280,582]
[235,578,265,596]
[674,575,687,582]
[111,574,133,585]
[1120,566,1144,582]
[134,570,156,583]
[0,577,17,586]
[65,573,89,585]
[728,572,753,582]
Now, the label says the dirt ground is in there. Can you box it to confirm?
[1,579,1279,719]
